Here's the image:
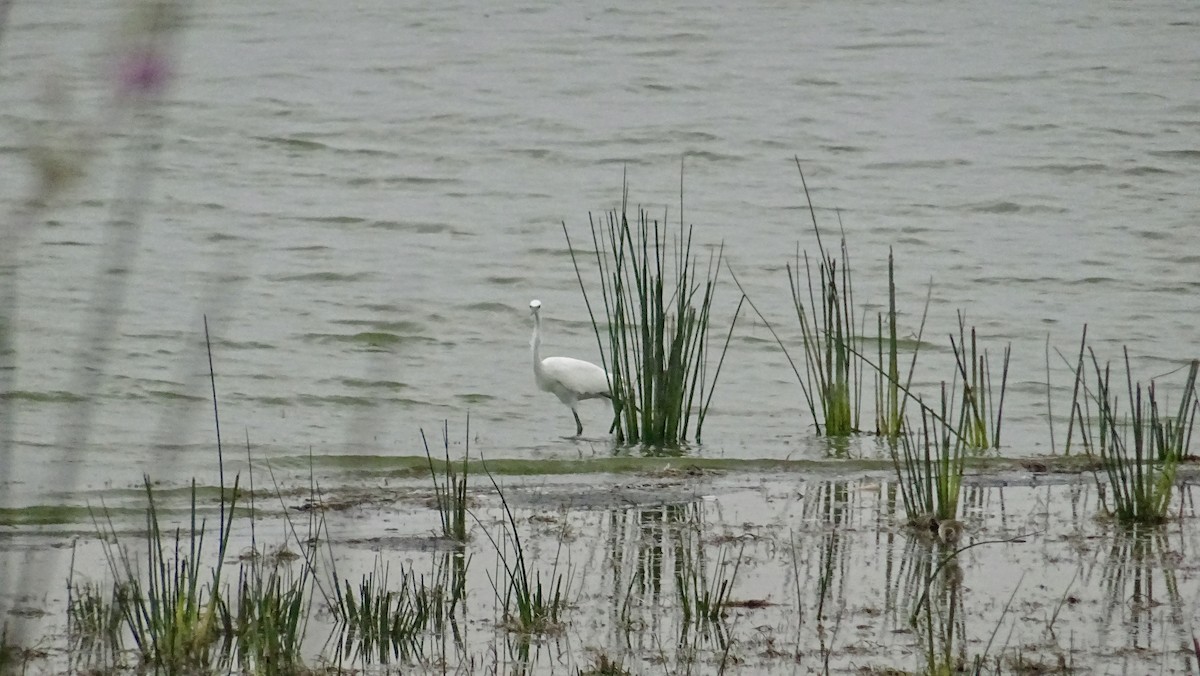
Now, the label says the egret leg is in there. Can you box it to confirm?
[572,409,584,436]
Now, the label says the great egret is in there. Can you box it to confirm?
[529,299,613,436]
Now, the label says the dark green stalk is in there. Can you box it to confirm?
[1063,326,1089,456]
[887,250,899,435]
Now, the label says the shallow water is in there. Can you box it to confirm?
[2,0,1200,660]
[4,465,1200,673]
[2,0,1199,496]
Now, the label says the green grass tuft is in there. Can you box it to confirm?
[90,476,236,674]
[228,551,310,674]
[785,161,864,437]
[331,559,442,664]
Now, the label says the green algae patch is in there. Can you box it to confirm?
[269,452,1109,480]
[0,505,140,527]
[0,390,87,403]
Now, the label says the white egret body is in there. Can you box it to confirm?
[529,299,613,436]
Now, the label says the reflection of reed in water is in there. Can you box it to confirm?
[884,535,967,673]
[327,550,468,669]
[788,479,859,669]
[1093,527,1187,659]
[919,545,967,674]
[601,500,735,665]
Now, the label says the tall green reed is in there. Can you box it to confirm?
[82,329,321,674]
[949,314,1010,451]
[891,388,965,529]
[91,477,236,673]
[1073,349,1198,525]
[478,461,570,634]
[874,249,931,441]
[422,418,470,543]
[777,161,866,436]
[564,179,742,447]
[732,160,883,439]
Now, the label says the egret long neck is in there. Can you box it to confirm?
[531,312,544,371]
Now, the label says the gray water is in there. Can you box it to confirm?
[1,0,1199,505]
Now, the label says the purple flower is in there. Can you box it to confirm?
[116,45,171,97]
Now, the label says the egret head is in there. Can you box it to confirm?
[529,299,542,314]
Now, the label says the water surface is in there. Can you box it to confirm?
[1,0,1198,508]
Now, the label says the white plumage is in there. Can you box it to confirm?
[529,299,613,436]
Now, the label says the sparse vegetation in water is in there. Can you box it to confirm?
[675,531,743,629]
[1072,348,1199,525]
[479,462,571,634]
[950,314,1011,451]
[891,388,966,532]
[874,248,931,442]
[564,176,743,447]
[735,161,927,443]
[65,573,126,665]
[580,653,633,676]
[423,418,470,543]
[89,477,236,674]
[784,163,864,437]
[76,452,325,673]
[228,547,311,675]
[0,626,18,676]
[331,559,442,664]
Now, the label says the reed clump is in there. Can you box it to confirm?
[1071,347,1198,525]
[331,561,443,664]
[733,161,934,444]
[564,182,742,447]
[85,475,321,673]
[90,477,236,674]
[891,388,965,533]
[228,550,311,674]
[786,195,862,436]
[423,419,470,544]
[950,314,1010,451]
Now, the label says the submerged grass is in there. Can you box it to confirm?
[675,533,742,628]
[564,176,743,447]
[65,571,125,665]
